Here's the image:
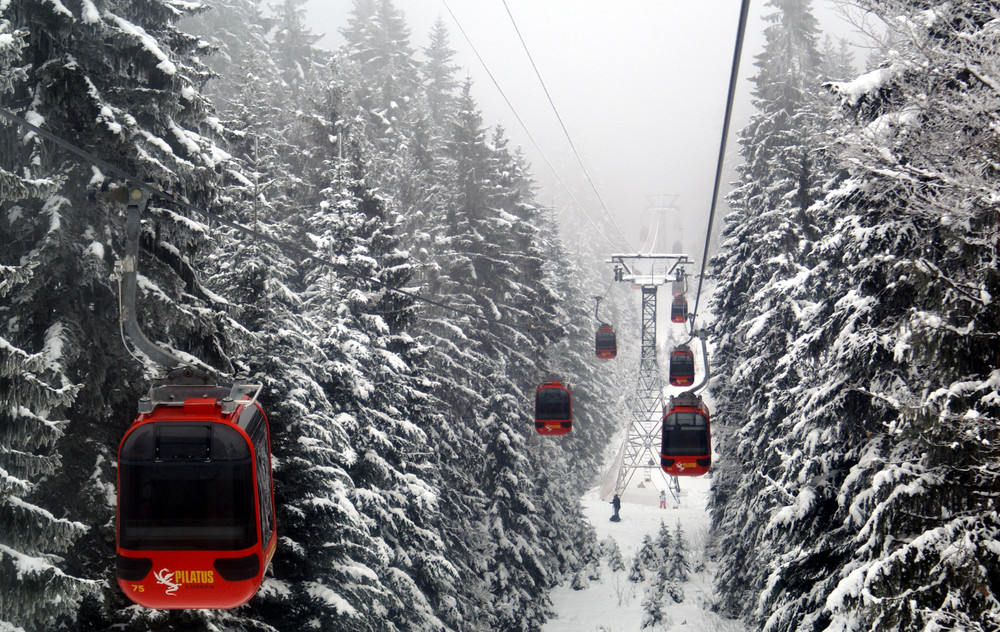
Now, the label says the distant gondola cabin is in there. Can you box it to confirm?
[660,394,711,477]
[116,373,276,609]
[535,382,572,436]
[669,345,695,387]
[595,326,617,359]
[670,297,688,324]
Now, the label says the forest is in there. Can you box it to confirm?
[1,1,999,632]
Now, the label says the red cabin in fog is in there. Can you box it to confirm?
[534,381,572,436]
[660,394,711,477]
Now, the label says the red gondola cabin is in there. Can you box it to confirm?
[660,394,711,477]
[669,345,695,387]
[595,326,617,360]
[116,370,276,609]
[671,297,688,324]
[535,382,572,436]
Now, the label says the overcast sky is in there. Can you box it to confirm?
[305,0,868,261]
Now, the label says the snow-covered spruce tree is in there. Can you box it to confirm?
[628,553,645,583]
[179,0,274,109]
[2,1,245,629]
[0,13,94,629]
[269,0,324,103]
[758,2,999,630]
[711,1,1000,630]
[640,566,667,630]
[656,520,673,556]
[606,538,626,573]
[668,522,689,583]
[480,391,552,630]
[706,0,836,621]
[637,534,660,572]
[340,0,420,159]
[422,15,459,133]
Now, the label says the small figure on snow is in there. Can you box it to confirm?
[610,494,621,522]
[659,489,667,509]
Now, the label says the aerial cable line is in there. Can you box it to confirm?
[440,0,623,253]
[500,0,635,252]
[691,0,751,321]
[0,106,526,339]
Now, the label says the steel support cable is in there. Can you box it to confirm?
[691,0,752,321]
[644,216,660,256]
[439,0,623,253]
[500,0,635,252]
[0,106,527,340]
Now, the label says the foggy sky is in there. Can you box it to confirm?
[305,0,866,263]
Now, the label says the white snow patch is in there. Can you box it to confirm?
[42,322,66,368]
[43,0,73,18]
[0,543,62,580]
[97,105,122,135]
[828,65,901,107]
[84,240,105,260]
[80,0,99,23]
[306,582,357,616]
[107,12,177,75]
[768,487,816,529]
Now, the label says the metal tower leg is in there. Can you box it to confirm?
[612,286,678,501]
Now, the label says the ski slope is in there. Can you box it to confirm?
[544,471,746,632]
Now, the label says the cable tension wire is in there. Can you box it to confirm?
[691,0,752,321]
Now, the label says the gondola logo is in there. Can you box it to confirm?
[154,569,180,596]
[153,569,215,595]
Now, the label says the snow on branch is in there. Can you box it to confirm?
[105,12,177,75]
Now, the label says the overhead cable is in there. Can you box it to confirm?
[440,0,624,253]
[691,0,751,321]
[500,0,635,252]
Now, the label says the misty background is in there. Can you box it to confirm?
[303,0,867,262]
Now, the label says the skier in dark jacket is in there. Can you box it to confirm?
[610,494,621,522]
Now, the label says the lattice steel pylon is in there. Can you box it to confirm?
[606,253,691,503]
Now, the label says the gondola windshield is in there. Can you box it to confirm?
[119,422,256,551]
[536,388,571,420]
[670,351,694,377]
[661,411,709,456]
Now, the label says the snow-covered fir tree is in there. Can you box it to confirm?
[640,566,667,630]
[709,0,1000,630]
[0,9,96,630]
[1,1,246,629]
[628,554,645,583]
[667,522,689,583]
[707,0,837,622]
[637,533,660,572]
[606,537,626,573]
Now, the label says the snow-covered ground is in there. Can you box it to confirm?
[544,470,746,632]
